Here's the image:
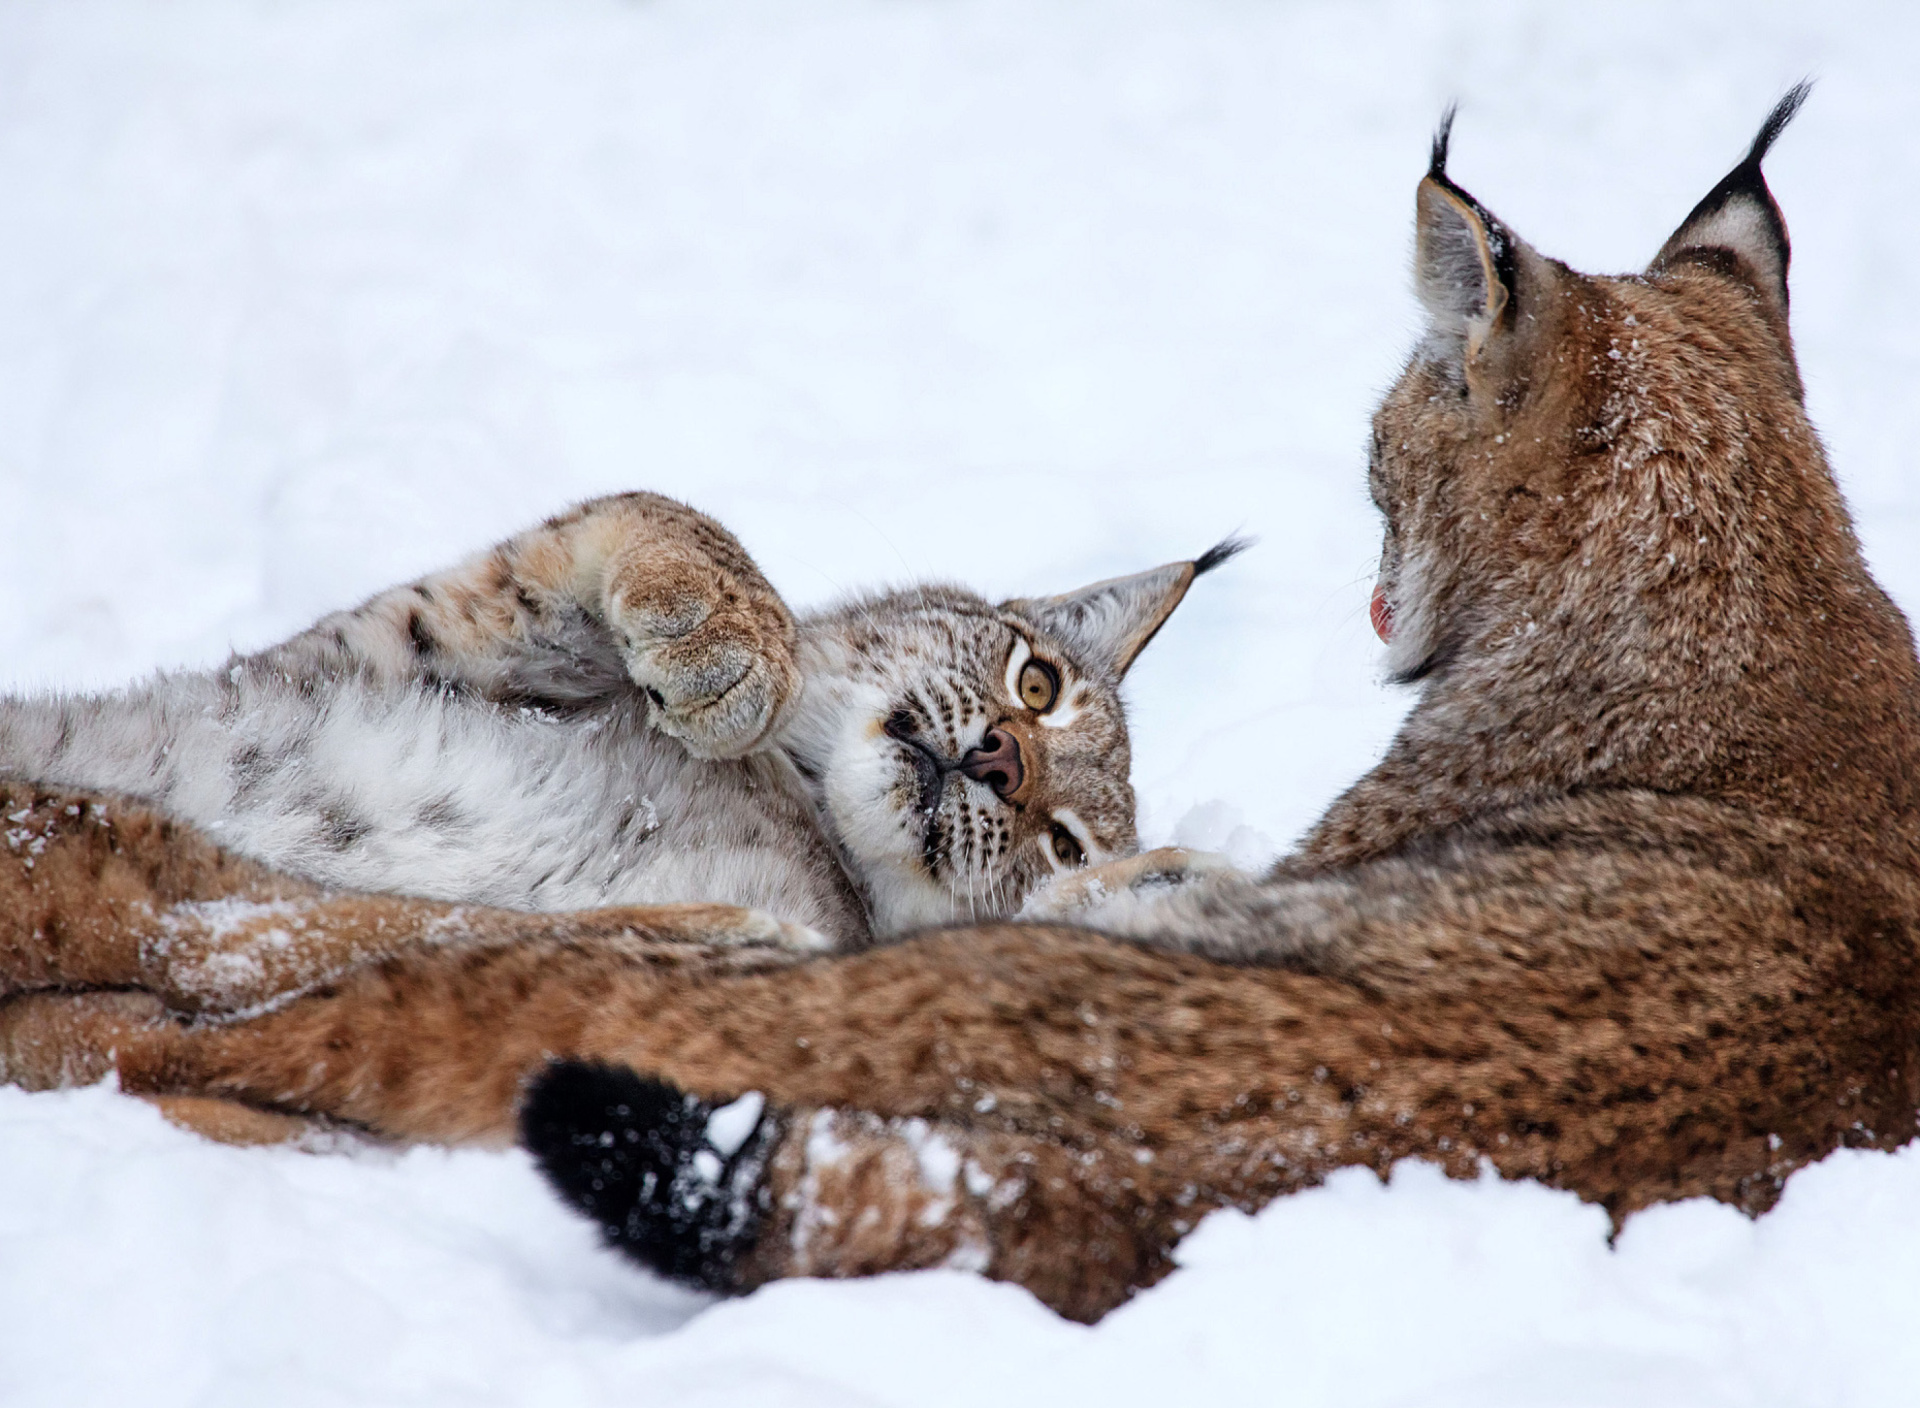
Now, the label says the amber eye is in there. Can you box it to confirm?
[1049,823,1085,868]
[1018,659,1060,712]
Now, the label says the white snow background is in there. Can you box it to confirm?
[3,2,1918,1403]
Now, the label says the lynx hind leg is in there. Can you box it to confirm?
[0,992,346,1147]
[0,782,323,1000]
[0,990,169,1091]
[144,1096,342,1148]
[150,892,829,1020]
[520,1063,1169,1322]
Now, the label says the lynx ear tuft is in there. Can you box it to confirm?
[1415,111,1516,356]
[1006,537,1248,681]
[1651,82,1810,312]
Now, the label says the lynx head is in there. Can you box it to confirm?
[1335,85,1920,844]
[783,544,1241,936]
[1367,87,1825,692]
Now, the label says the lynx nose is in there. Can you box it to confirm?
[1370,584,1395,643]
[958,727,1024,801]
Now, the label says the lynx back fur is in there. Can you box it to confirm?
[4,90,1919,1326]
[0,492,1227,955]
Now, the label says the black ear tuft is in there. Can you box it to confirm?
[1422,105,1506,256]
[1653,82,1811,309]
[1429,103,1458,181]
[1745,81,1812,169]
[1193,535,1253,578]
[1414,106,1520,341]
[1003,541,1237,682]
[520,1060,773,1293]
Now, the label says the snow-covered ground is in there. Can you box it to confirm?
[2,2,1916,1402]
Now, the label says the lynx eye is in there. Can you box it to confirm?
[1018,659,1060,712]
[1049,822,1085,868]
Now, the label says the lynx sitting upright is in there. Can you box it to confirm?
[0,491,1230,1006]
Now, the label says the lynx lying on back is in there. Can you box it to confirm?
[0,492,1230,951]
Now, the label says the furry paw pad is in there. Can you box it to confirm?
[603,561,797,759]
[617,616,794,758]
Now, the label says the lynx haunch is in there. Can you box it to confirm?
[4,88,1918,1325]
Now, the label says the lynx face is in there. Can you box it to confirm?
[806,594,1131,927]
[786,549,1239,936]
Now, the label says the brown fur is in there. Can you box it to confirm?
[4,100,1919,1324]
[0,782,812,1037]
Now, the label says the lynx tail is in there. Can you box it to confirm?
[521,1061,773,1292]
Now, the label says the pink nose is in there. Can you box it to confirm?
[1370,585,1394,643]
[958,728,1024,800]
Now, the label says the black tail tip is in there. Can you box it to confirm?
[520,1060,773,1293]
[1193,535,1253,577]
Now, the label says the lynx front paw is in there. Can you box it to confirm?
[605,561,799,759]
[1019,847,1237,925]
[628,902,837,956]
[727,911,836,955]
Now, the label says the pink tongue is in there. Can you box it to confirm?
[1369,585,1394,643]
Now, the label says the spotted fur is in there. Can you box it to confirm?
[0,491,1225,957]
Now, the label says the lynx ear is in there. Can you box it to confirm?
[1416,108,1517,359]
[1004,538,1247,681]
[1651,83,1809,314]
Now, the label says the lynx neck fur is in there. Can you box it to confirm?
[0,492,1232,949]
